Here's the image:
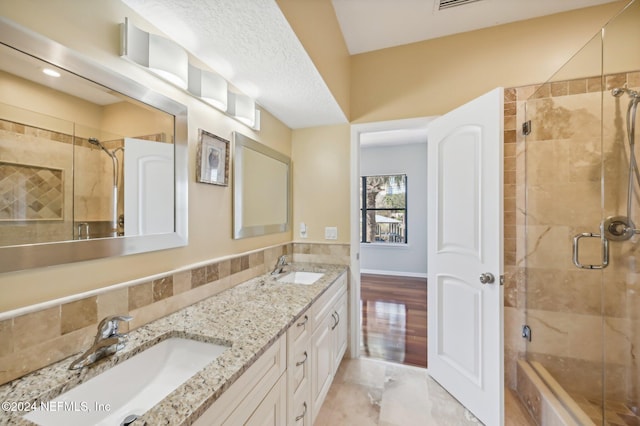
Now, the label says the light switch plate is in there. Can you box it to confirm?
[325,226,338,240]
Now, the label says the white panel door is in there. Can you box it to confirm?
[427,88,504,426]
[124,138,174,236]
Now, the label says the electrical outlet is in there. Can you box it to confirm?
[300,222,307,238]
[325,226,338,240]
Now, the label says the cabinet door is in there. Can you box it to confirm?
[311,314,334,423]
[333,290,348,374]
[291,384,311,425]
[245,374,287,426]
[193,337,286,426]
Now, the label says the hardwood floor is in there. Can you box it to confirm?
[360,273,427,368]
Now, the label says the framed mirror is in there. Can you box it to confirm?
[233,132,291,239]
[0,18,188,272]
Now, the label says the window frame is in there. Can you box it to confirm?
[360,174,408,244]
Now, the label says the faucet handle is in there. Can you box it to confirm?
[96,315,133,339]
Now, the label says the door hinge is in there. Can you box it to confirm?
[522,325,532,342]
[522,120,532,136]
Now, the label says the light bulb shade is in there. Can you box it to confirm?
[120,18,188,89]
[188,64,228,111]
[231,93,256,127]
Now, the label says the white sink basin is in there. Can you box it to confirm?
[24,337,229,426]
[277,271,324,285]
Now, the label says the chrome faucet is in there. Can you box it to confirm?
[271,255,288,275]
[69,315,132,370]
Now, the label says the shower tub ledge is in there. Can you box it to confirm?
[516,359,595,426]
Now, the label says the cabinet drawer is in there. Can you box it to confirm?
[311,272,347,331]
[291,382,311,425]
[288,337,310,395]
[289,308,311,345]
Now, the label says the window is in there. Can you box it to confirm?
[360,174,407,244]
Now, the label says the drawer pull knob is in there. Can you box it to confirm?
[296,351,308,366]
[331,312,339,330]
[295,402,307,421]
[296,315,308,327]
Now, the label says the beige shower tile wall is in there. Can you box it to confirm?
[0,119,75,245]
[513,71,640,404]
[602,71,640,405]
[0,242,349,386]
[0,118,169,242]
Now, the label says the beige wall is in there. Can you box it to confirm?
[277,0,351,120]
[291,124,351,243]
[0,71,102,134]
[350,1,629,123]
[102,101,174,140]
[0,0,634,313]
[0,0,292,311]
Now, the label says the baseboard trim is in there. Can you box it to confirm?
[361,269,427,279]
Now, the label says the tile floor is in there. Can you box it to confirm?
[571,393,640,426]
[315,357,535,426]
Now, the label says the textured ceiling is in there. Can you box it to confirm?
[332,0,622,54]
[122,0,623,131]
[122,0,347,129]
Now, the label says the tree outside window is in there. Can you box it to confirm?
[360,174,407,244]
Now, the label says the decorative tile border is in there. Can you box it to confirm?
[0,241,348,386]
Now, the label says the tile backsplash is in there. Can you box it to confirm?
[0,242,350,386]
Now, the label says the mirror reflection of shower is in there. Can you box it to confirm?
[604,85,640,241]
[88,137,124,237]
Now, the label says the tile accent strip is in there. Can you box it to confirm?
[0,242,348,386]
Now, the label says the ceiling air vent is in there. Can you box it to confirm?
[438,0,484,10]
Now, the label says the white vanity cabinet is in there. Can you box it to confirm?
[309,272,348,423]
[193,271,348,426]
[287,271,348,425]
[193,336,287,426]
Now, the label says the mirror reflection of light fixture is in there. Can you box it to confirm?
[120,17,188,89]
[42,68,61,78]
[188,64,228,111]
[229,92,259,129]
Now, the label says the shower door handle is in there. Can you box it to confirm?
[572,232,609,269]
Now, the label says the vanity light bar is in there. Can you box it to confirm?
[120,18,260,130]
[188,64,228,112]
[120,17,188,89]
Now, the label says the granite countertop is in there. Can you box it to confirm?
[0,263,348,425]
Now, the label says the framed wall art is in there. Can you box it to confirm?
[196,129,230,186]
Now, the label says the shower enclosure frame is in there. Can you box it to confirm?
[518,1,640,424]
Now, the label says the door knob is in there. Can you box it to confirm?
[479,272,495,284]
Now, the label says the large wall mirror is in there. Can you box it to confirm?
[233,132,291,239]
[0,18,188,273]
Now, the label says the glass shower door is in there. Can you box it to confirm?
[601,0,640,422]
[521,1,640,424]
[523,28,606,423]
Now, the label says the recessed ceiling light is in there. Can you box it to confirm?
[42,68,61,78]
